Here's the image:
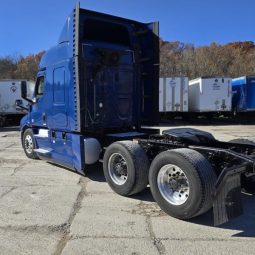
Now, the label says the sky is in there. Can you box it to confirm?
[0,0,254,57]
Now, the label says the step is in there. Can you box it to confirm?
[34,148,52,156]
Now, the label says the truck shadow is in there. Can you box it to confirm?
[189,194,255,237]
[85,163,154,203]
[0,126,20,132]
[85,163,255,236]
[85,162,106,181]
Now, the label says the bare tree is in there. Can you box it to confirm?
[160,40,255,79]
[0,52,44,81]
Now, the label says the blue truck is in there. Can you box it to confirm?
[232,76,255,114]
[18,3,255,226]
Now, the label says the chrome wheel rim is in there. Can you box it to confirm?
[24,134,33,154]
[108,153,128,185]
[157,164,189,205]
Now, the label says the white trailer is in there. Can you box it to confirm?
[0,80,35,126]
[159,77,189,113]
[188,77,232,113]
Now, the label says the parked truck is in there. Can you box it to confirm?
[159,77,188,118]
[232,76,255,121]
[18,3,255,226]
[0,80,35,126]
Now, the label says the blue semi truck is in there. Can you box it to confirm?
[18,3,255,225]
[232,76,255,113]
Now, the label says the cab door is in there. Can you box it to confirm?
[48,66,68,129]
[30,74,47,127]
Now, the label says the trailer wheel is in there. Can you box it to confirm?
[103,141,149,196]
[229,138,255,192]
[22,129,39,159]
[149,148,216,219]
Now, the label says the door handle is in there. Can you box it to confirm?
[51,130,56,143]
[42,113,47,125]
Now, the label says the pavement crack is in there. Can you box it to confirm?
[5,143,16,149]
[0,184,82,188]
[0,187,16,199]
[159,237,255,242]
[0,143,15,152]
[71,235,149,240]
[0,224,68,235]
[0,158,28,165]
[53,176,89,255]
[67,177,89,223]
[11,162,26,176]
[146,214,166,255]
[131,201,164,217]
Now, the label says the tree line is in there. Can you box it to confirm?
[160,40,255,79]
[0,41,254,81]
[0,52,44,81]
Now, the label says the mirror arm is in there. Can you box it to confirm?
[26,98,34,104]
[16,105,29,111]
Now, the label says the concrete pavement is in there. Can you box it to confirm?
[0,125,254,255]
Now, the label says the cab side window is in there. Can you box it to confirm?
[35,76,45,97]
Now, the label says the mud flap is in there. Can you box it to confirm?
[213,164,247,226]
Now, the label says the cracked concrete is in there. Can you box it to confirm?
[11,162,26,176]
[0,186,16,199]
[0,125,255,254]
[54,176,89,255]
[146,215,165,255]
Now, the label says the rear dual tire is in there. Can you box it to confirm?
[149,148,216,219]
[104,141,216,220]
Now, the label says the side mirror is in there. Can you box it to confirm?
[21,81,34,104]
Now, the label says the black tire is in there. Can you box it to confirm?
[229,138,255,192]
[103,141,149,196]
[22,129,39,159]
[149,148,216,220]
